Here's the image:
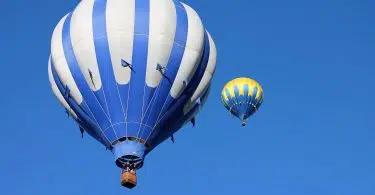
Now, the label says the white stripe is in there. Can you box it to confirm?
[51,14,83,104]
[205,32,217,75]
[170,3,205,98]
[190,31,217,100]
[146,0,177,87]
[107,0,135,84]
[183,31,217,114]
[48,57,78,119]
[70,0,102,91]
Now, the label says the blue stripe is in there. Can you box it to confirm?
[136,86,155,138]
[92,0,126,140]
[252,87,258,100]
[172,31,211,110]
[147,31,211,146]
[247,86,255,117]
[233,85,246,119]
[150,85,211,149]
[158,31,210,121]
[178,86,210,129]
[244,84,251,118]
[137,86,159,138]
[233,85,240,97]
[61,14,115,139]
[126,0,150,137]
[255,92,263,109]
[225,89,239,117]
[251,86,259,114]
[118,85,130,138]
[51,59,109,146]
[240,97,248,119]
[140,1,189,140]
[160,31,211,121]
[225,90,235,107]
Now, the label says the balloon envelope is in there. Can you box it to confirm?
[48,0,216,172]
[221,77,264,125]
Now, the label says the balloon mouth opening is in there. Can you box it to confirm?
[113,139,147,169]
[116,155,144,169]
[241,121,246,126]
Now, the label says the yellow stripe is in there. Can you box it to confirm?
[222,89,229,101]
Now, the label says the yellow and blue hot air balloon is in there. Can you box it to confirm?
[48,0,216,189]
[221,77,264,126]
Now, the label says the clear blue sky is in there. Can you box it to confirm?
[1,0,374,194]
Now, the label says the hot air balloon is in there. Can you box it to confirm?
[221,77,264,126]
[48,0,216,189]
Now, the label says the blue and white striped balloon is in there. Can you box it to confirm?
[48,0,216,171]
